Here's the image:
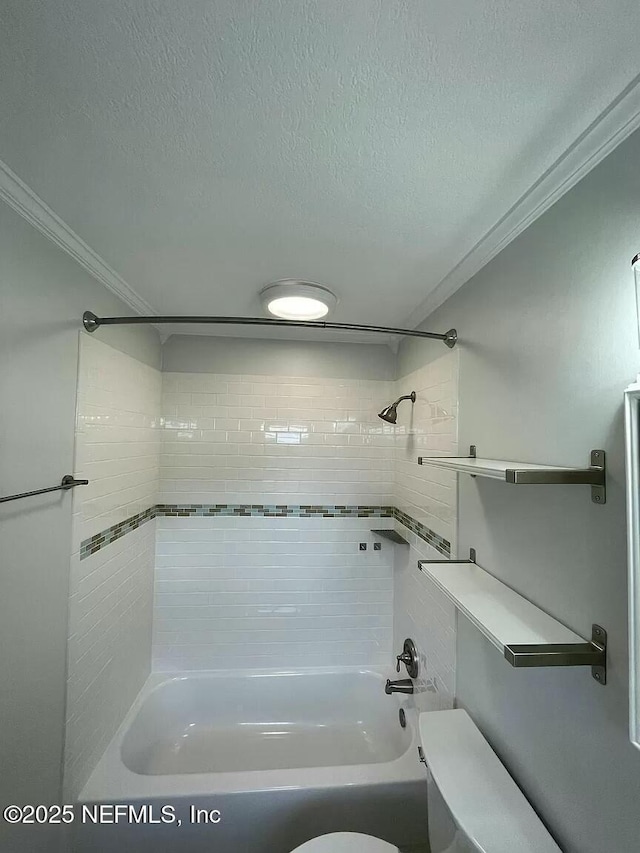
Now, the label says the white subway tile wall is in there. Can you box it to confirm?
[155,371,395,670]
[153,361,459,677]
[64,525,155,799]
[72,336,162,550]
[160,373,395,505]
[64,336,161,799]
[393,351,459,549]
[153,516,393,671]
[393,539,457,711]
[392,351,459,710]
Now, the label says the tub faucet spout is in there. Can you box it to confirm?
[385,678,414,695]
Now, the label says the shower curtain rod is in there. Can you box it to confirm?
[82,312,457,347]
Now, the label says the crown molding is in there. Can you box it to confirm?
[0,159,155,316]
[409,73,640,327]
[3,71,640,335]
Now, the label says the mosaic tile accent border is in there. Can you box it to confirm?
[79,506,157,560]
[80,504,450,560]
[392,507,451,558]
[155,503,395,519]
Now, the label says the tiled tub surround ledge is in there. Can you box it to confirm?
[79,504,451,560]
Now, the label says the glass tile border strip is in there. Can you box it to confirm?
[79,504,451,560]
[392,507,451,558]
[79,505,157,559]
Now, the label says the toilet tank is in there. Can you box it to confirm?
[418,710,561,853]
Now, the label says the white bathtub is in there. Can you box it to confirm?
[76,668,429,853]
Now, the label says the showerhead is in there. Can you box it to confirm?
[378,391,416,424]
[378,404,398,424]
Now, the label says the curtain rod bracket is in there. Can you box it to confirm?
[83,311,100,333]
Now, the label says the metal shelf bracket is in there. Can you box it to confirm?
[589,449,606,505]
[504,624,607,685]
[418,444,476,465]
[418,547,476,569]
[504,449,606,505]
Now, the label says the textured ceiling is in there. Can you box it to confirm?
[1,0,640,338]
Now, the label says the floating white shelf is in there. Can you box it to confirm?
[418,553,607,683]
[417,446,606,504]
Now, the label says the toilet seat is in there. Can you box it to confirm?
[290,831,399,853]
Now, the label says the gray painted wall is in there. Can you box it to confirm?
[0,200,160,853]
[162,333,396,379]
[399,129,640,851]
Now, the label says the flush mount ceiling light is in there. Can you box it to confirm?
[259,280,338,321]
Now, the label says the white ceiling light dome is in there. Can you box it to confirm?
[260,280,338,321]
